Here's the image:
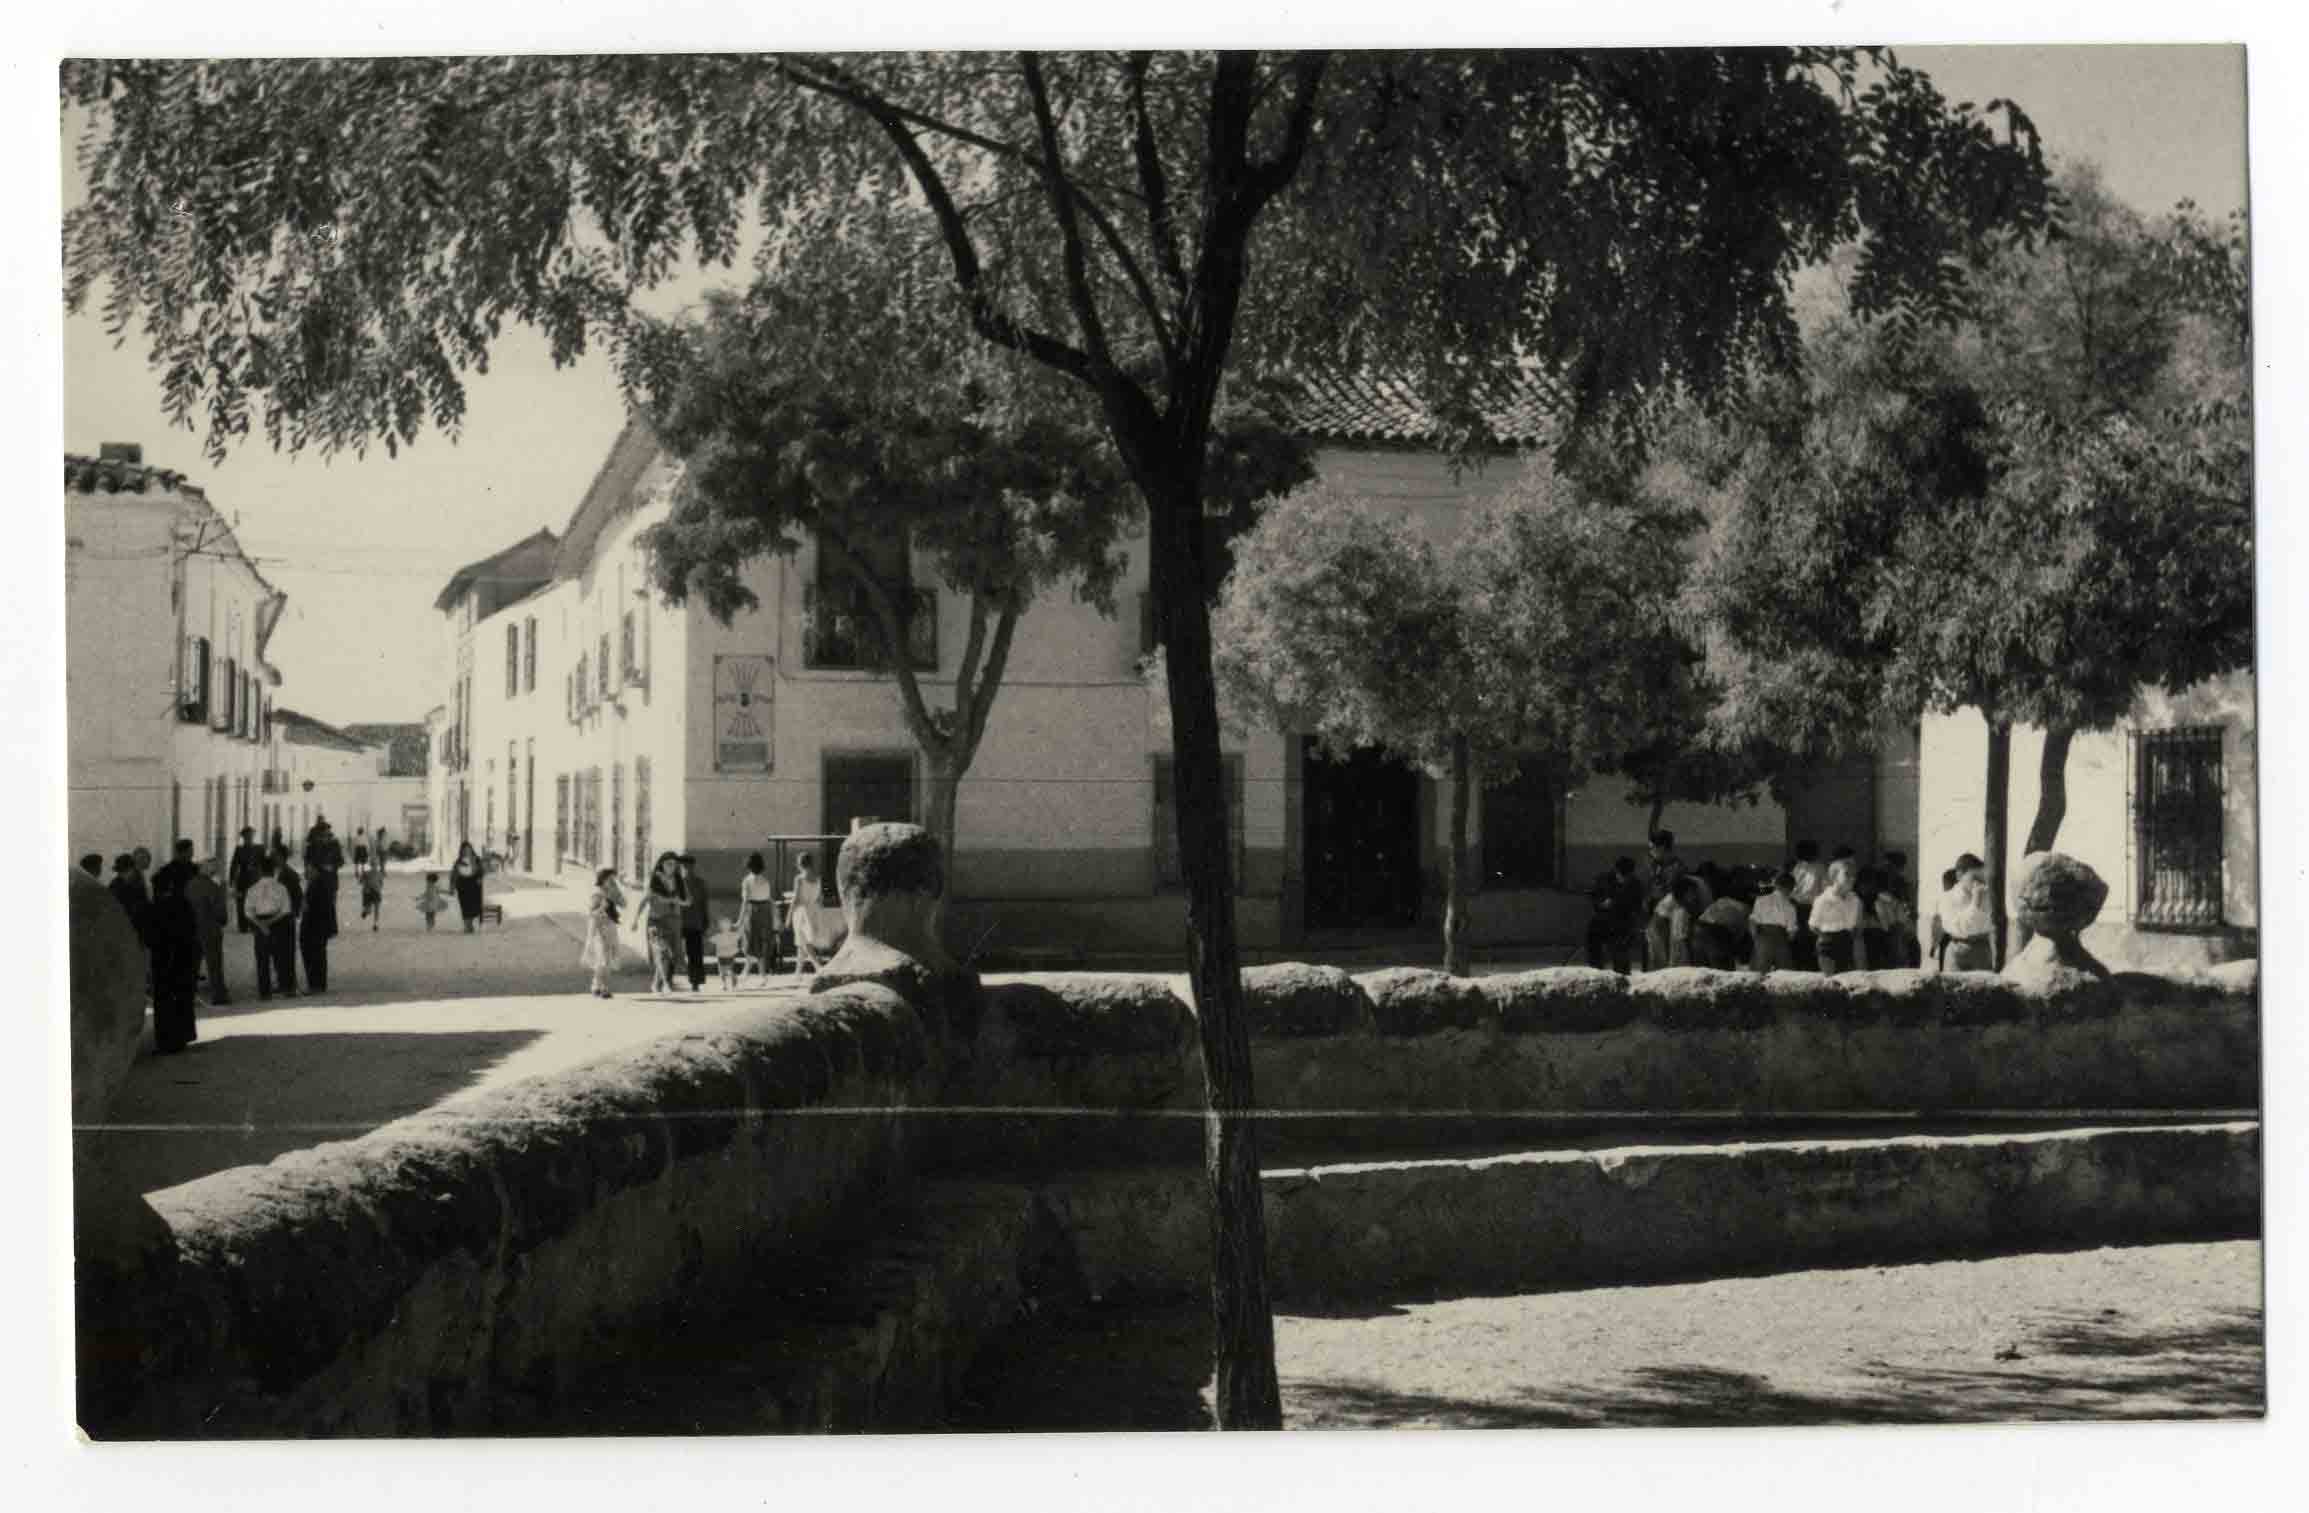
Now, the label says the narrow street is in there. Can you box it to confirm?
[90,869,807,1199]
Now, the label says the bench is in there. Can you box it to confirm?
[478,903,505,927]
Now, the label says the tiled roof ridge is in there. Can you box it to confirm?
[64,453,208,499]
[1276,368,1558,449]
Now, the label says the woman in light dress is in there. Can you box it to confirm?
[580,867,624,998]
[737,851,777,984]
[789,851,829,973]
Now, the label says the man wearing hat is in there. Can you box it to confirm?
[678,854,711,992]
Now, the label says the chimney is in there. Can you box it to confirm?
[98,442,143,465]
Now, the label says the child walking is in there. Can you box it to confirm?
[581,868,624,998]
[415,872,448,931]
[711,915,745,989]
[358,845,386,930]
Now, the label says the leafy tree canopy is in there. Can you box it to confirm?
[64,51,2053,467]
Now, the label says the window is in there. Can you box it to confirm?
[171,779,182,844]
[2135,726,2226,929]
[822,752,916,898]
[554,774,571,862]
[179,635,210,722]
[213,656,234,732]
[575,654,589,715]
[804,534,937,671]
[506,623,520,698]
[587,766,604,866]
[597,633,611,700]
[1151,754,1245,893]
[620,610,638,685]
[523,617,538,693]
[1481,763,1560,888]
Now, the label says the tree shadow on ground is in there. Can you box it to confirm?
[947,1299,2262,1433]
[1285,1307,2264,1430]
[83,1029,548,1195]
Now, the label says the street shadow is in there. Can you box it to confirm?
[945,1296,2262,1432]
[947,1300,1218,1432]
[84,1029,547,1195]
[1285,1307,2264,1430]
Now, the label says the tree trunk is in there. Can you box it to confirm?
[1443,734,1473,977]
[1149,472,1282,1431]
[2022,724,2075,856]
[2014,723,2075,953]
[922,753,962,952]
[1646,793,1667,839]
[1984,716,2013,968]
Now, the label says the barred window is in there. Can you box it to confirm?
[523,617,538,693]
[2135,726,2226,930]
[506,623,520,698]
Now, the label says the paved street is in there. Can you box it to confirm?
[951,1240,2264,1431]
[91,869,811,1198]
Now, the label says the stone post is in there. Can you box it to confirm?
[809,822,981,1046]
[2003,851,2112,985]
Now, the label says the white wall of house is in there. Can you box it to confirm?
[1917,671,2255,967]
[67,486,278,865]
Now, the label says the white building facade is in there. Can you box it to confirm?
[434,405,1903,954]
[1917,671,2257,970]
[66,446,284,867]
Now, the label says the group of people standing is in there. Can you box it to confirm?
[1588,829,1993,978]
[579,848,830,998]
[81,816,388,1055]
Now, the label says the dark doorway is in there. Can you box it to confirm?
[1301,739,1423,929]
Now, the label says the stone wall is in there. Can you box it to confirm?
[945,962,2260,1167]
[80,983,938,1437]
[83,955,2256,1436]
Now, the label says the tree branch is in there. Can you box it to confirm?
[966,604,1023,755]
[1242,51,1330,210]
[1127,52,1190,297]
[951,590,991,741]
[1022,52,1119,376]
[783,53,1177,368]
[773,57,1103,388]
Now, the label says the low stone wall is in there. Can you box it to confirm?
[1041,1122,2263,1303]
[82,951,2257,1436]
[80,984,938,1437]
[944,963,2259,1167]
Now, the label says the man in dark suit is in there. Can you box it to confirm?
[228,826,267,933]
[678,854,711,992]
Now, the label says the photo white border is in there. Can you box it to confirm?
[7,3,2299,1509]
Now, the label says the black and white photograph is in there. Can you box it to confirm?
[21,1,2297,1500]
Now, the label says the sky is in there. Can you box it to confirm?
[58,44,2250,730]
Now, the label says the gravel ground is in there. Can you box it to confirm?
[950,1240,2264,1431]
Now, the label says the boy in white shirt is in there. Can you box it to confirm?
[1808,858,1864,975]
[1934,854,1997,971]
[1749,869,1801,973]
[711,915,745,989]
